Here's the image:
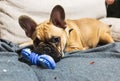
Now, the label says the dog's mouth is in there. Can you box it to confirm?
[33,43,62,62]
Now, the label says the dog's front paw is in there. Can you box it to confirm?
[65,47,84,52]
[83,47,89,50]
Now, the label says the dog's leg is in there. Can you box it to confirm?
[65,47,81,52]
[65,45,86,52]
[100,33,114,43]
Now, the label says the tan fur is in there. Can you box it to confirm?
[64,18,114,52]
[19,5,114,58]
[19,18,114,53]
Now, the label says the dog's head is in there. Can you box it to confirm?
[18,5,72,62]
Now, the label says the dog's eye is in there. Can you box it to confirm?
[34,37,40,46]
[51,36,60,43]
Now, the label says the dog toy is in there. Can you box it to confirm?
[21,48,56,69]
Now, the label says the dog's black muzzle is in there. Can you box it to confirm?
[33,43,62,62]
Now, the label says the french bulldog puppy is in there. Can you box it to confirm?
[19,5,114,62]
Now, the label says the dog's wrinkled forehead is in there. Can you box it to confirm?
[34,21,65,41]
[34,21,50,40]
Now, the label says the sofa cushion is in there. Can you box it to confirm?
[0,0,106,44]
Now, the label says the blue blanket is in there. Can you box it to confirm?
[0,39,120,81]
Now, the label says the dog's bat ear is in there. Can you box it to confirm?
[18,15,37,37]
[50,5,66,29]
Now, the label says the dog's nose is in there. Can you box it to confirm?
[44,47,51,53]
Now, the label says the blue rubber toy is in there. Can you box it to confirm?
[21,48,56,69]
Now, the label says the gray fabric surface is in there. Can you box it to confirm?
[33,43,120,81]
[1,39,120,81]
[0,39,38,81]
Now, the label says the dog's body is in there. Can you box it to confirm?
[19,5,114,62]
[64,18,114,52]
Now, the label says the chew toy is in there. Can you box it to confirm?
[21,48,56,69]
